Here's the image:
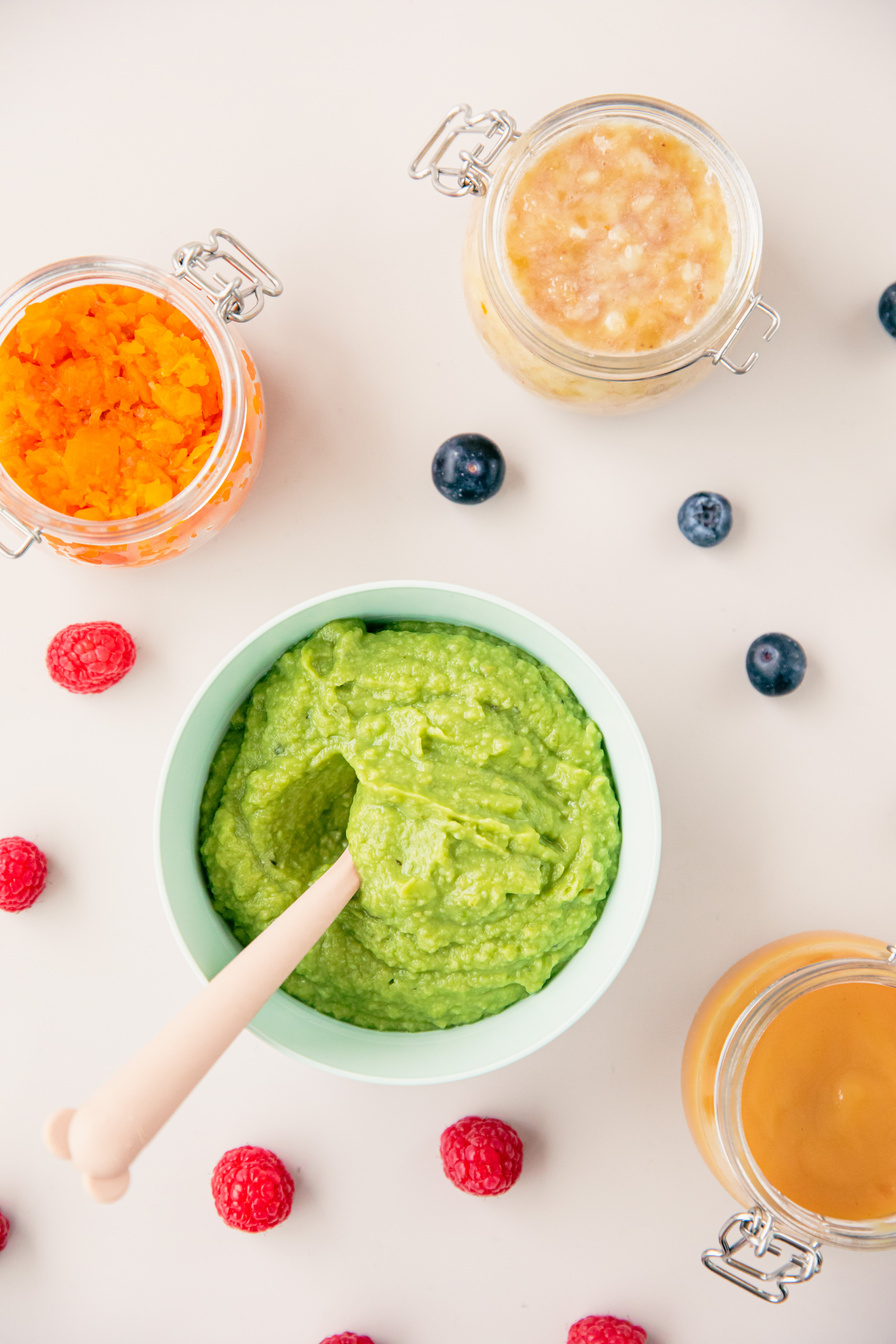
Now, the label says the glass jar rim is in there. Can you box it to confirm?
[715,953,896,1249]
[478,94,764,381]
[0,255,247,546]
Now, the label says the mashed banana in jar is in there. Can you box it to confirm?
[503,121,732,355]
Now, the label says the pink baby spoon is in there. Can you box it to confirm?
[44,848,360,1203]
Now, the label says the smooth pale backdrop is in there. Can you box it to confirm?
[2,1,895,1341]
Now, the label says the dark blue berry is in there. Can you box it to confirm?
[746,633,807,696]
[677,492,733,547]
[432,433,505,504]
[879,283,896,337]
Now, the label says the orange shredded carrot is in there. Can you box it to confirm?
[0,284,223,520]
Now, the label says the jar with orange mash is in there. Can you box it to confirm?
[682,931,896,1302]
[410,97,779,413]
[0,229,281,566]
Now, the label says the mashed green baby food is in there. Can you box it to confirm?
[199,619,621,1032]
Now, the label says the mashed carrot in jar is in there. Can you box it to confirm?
[0,284,222,520]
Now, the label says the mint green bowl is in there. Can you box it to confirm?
[155,581,661,1084]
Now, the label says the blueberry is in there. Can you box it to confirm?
[879,283,896,337]
[677,492,733,547]
[746,633,807,696]
[432,433,505,504]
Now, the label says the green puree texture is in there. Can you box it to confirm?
[199,620,621,1032]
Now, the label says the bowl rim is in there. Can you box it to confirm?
[154,579,661,1084]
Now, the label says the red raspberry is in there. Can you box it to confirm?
[440,1115,523,1196]
[0,1209,9,1252]
[568,1316,647,1344]
[211,1145,294,1232]
[46,621,136,694]
[0,837,48,911]
[319,1335,376,1344]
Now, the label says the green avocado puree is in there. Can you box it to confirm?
[199,620,621,1032]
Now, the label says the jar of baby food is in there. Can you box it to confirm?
[0,229,281,565]
[682,931,896,1303]
[410,97,779,413]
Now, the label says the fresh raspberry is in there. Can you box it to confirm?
[319,1335,376,1344]
[46,621,136,694]
[568,1316,647,1344]
[0,1209,9,1252]
[211,1145,294,1232]
[0,837,48,912]
[440,1114,523,1196]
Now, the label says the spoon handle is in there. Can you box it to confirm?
[44,848,360,1203]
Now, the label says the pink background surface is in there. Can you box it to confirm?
[2,0,896,1339]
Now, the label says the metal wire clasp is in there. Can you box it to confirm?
[172,229,283,324]
[0,503,41,559]
[702,1206,822,1303]
[706,293,781,374]
[409,104,518,197]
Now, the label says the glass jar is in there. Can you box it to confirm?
[682,931,896,1303]
[0,229,281,566]
[410,97,779,413]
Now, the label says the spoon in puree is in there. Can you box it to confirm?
[43,847,360,1203]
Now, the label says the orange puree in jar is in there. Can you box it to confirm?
[742,982,896,1220]
[0,284,222,520]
